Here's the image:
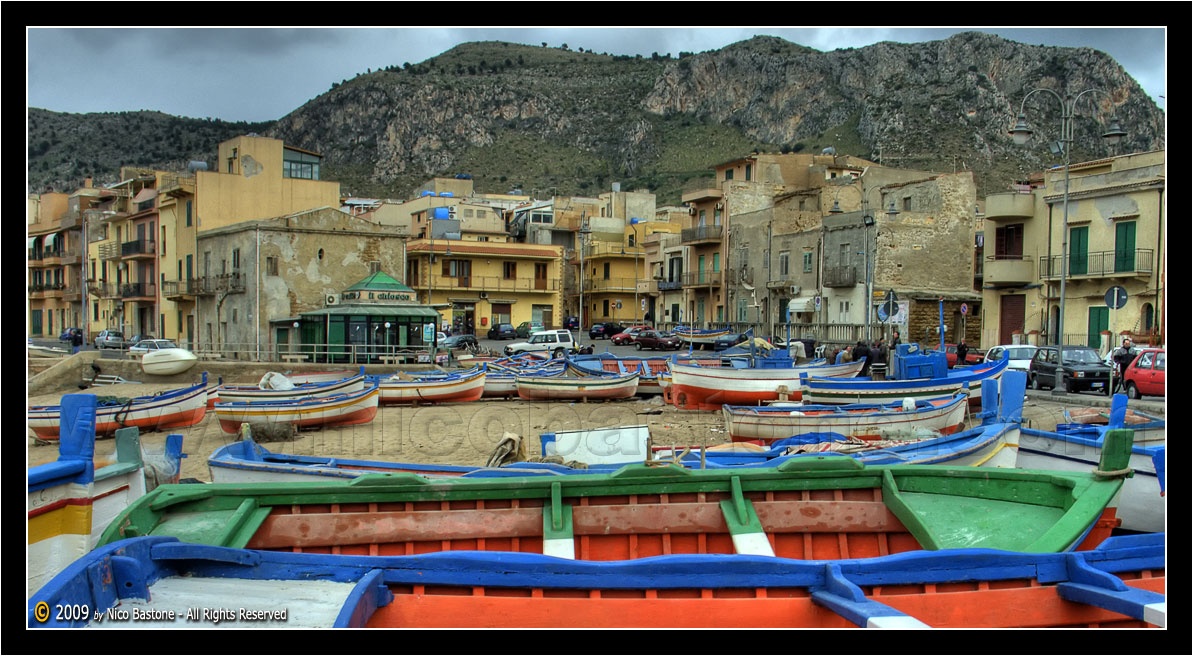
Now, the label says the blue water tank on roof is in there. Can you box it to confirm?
[420,190,435,197]
[440,192,454,197]
[432,207,451,220]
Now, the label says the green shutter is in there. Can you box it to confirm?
[1069,226,1088,275]
[1087,306,1108,349]
[1115,222,1136,273]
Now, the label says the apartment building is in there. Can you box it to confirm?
[981,150,1165,351]
[27,191,79,338]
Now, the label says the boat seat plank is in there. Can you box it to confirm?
[811,564,930,628]
[243,497,905,551]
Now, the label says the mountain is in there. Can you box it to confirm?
[27,33,1164,203]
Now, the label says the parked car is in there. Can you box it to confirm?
[440,334,478,350]
[94,330,126,349]
[610,325,651,346]
[128,339,179,356]
[127,334,155,348]
[515,321,545,339]
[59,328,82,343]
[1027,345,1112,394]
[713,333,750,351]
[487,323,517,340]
[1121,348,1165,399]
[632,330,681,351]
[983,345,1039,373]
[588,322,625,340]
[943,343,986,367]
[504,330,577,358]
[563,316,580,330]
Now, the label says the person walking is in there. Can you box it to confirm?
[853,340,872,377]
[71,329,83,354]
[1111,338,1136,394]
[956,340,969,368]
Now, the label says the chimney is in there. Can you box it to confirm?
[84,177,92,187]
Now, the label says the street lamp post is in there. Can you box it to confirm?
[1008,89,1125,347]
[630,218,644,325]
[578,219,591,347]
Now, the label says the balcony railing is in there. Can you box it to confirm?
[681,271,720,287]
[581,277,638,292]
[193,273,246,296]
[823,266,858,288]
[159,174,196,197]
[121,238,156,258]
[657,278,683,291]
[1039,249,1154,280]
[411,276,560,293]
[99,243,122,260]
[984,254,1033,286]
[120,282,157,299]
[162,279,202,299]
[582,242,645,259]
[681,225,723,244]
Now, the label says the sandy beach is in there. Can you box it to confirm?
[27,380,1088,482]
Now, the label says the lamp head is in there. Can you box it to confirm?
[1009,113,1033,145]
[1102,116,1127,146]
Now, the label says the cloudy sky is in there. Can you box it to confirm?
[27,27,1166,123]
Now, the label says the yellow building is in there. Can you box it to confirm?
[405,238,563,333]
[981,150,1165,351]
[27,191,78,338]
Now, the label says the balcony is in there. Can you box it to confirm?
[194,272,246,296]
[823,266,858,288]
[1039,249,1154,281]
[581,277,638,293]
[99,243,122,260]
[984,255,1034,286]
[638,280,658,295]
[681,187,722,204]
[405,275,561,294]
[984,192,1035,222]
[657,278,683,291]
[59,211,83,230]
[162,279,201,300]
[121,238,156,259]
[159,174,196,197]
[681,224,723,244]
[120,282,157,300]
[582,242,645,259]
[681,271,720,288]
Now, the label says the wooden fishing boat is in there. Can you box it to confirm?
[673,325,733,349]
[516,371,639,401]
[568,354,670,394]
[1062,405,1165,443]
[27,394,184,597]
[28,374,208,440]
[723,391,970,443]
[102,429,1136,567]
[215,370,367,404]
[140,348,197,376]
[1019,395,1165,534]
[800,356,1007,406]
[29,532,1164,628]
[669,357,865,410]
[285,369,360,385]
[374,366,486,404]
[483,356,565,398]
[212,382,380,434]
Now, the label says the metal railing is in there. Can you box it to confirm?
[657,278,683,291]
[681,225,723,243]
[411,275,560,292]
[823,266,857,288]
[193,273,246,296]
[681,271,720,287]
[582,277,639,292]
[1039,249,1154,279]
[121,238,156,257]
[162,279,202,298]
[120,282,157,299]
[177,341,445,365]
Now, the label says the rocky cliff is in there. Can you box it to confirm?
[28,33,1164,203]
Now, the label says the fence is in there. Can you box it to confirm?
[170,341,444,365]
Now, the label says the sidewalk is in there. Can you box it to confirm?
[1025,388,1165,416]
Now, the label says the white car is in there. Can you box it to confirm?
[128,339,179,355]
[504,330,577,358]
[983,344,1039,372]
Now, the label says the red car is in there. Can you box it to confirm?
[1121,348,1165,399]
[632,330,682,351]
[610,325,652,346]
[944,344,985,367]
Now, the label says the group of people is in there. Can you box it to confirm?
[830,332,900,378]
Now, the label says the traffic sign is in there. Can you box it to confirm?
[814,296,821,311]
[960,303,968,316]
[1105,286,1128,310]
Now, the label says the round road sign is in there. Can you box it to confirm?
[960,303,968,316]
[1105,286,1128,310]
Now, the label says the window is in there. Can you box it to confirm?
[745,164,752,181]
[503,262,517,279]
[699,209,706,226]
[839,243,851,268]
[779,251,790,276]
[530,211,552,224]
[232,248,241,270]
[712,253,719,272]
[902,197,912,212]
[463,209,474,218]
[737,298,746,321]
[603,262,610,279]
[282,148,321,180]
[185,200,192,226]
[803,251,813,273]
[266,256,278,276]
[161,226,167,255]
[724,169,734,181]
